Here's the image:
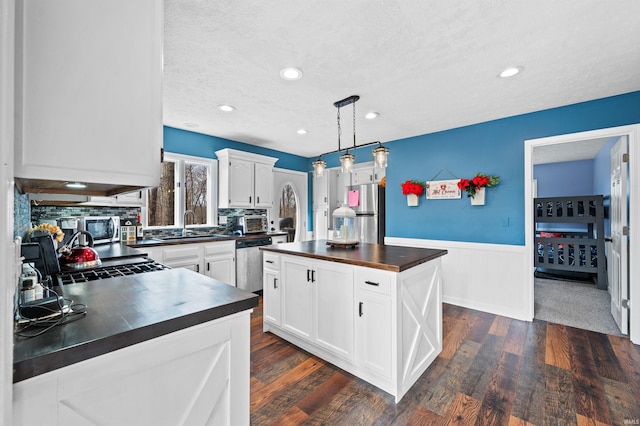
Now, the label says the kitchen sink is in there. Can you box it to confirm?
[158,234,228,241]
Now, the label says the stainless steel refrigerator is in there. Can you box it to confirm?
[348,183,385,244]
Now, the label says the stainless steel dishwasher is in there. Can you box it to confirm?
[235,236,272,293]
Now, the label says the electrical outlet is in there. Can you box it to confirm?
[219,215,227,225]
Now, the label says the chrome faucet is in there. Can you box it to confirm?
[183,210,195,236]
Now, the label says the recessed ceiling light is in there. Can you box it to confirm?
[280,67,303,80]
[499,66,523,78]
[217,105,235,112]
[365,112,379,120]
[65,182,87,189]
[297,129,308,135]
[183,122,199,128]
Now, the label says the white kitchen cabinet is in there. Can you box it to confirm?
[14,0,162,196]
[161,244,202,273]
[216,149,278,208]
[313,261,354,360]
[313,207,329,240]
[281,256,314,340]
[143,241,236,285]
[355,268,393,379]
[271,234,288,244]
[203,240,236,286]
[263,252,281,326]
[13,311,252,425]
[312,173,329,208]
[279,255,353,360]
[352,166,386,185]
[263,249,443,403]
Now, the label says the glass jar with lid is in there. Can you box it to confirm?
[331,205,357,243]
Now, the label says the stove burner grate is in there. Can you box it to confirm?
[56,259,169,285]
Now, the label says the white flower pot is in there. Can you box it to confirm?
[470,187,485,205]
[407,193,419,206]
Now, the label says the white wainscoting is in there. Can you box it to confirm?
[386,237,532,322]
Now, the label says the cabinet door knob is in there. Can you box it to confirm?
[307,269,311,282]
[257,196,260,204]
[196,264,200,273]
[312,270,316,282]
[249,196,252,203]
[364,280,379,286]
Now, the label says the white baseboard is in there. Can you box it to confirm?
[385,237,533,322]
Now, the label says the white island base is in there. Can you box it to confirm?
[262,250,443,403]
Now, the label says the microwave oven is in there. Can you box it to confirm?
[77,216,120,244]
[232,215,268,234]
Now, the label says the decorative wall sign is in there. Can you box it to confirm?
[426,180,461,199]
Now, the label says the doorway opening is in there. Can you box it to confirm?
[277,183,297,242]
[525,124,640,343]
[273,169,308,243]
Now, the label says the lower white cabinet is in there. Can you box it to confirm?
[144,241,236,285]
[263,252,443,403]
[162,244,202,273]
[263,253,281,326]
[203,241,236,286]
[13,311,252,425]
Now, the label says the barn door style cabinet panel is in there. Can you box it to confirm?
[14,0,162,196]
[216,149,278,208]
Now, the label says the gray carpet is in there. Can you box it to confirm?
[534,277,624,336]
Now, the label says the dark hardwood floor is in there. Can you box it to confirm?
[250,297,640,425]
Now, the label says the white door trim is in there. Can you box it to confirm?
[524,124,640,344]
[273,168,308,242]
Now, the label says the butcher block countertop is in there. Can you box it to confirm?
[13,269,258,383]
[260,240,447,272]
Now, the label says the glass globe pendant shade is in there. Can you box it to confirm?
[340,152,355,173]
[372,144,389,168]
[332,205,357,242]
[312,158,327,177]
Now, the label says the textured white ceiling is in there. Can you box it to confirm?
[163,1,640,158]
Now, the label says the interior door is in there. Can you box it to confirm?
[610,136,629,334]
[273,169,308,241]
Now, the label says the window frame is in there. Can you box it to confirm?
[144,153,218,230]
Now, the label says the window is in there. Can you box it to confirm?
[146,153,217,228]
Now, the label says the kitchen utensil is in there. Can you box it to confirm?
[58,230,102,270]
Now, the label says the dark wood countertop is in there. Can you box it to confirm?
[13,269,258,383]
[260,240,447,272]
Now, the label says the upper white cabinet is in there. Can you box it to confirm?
[216,149,278,208]
[14,0,163,196]
[351,165,386,185]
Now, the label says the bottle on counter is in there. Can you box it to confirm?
[136,213,144,240]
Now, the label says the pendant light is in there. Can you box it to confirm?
[312,95,389,176]
[312,156,327,177]
[372,142,389,168]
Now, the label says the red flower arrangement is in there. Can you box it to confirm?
[401,180,426,196]
[457,173,500,198]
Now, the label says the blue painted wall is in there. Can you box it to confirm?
[163,127,309,172]
[534,160,594,197]
[373,91,640,245]
[165,91,640,245]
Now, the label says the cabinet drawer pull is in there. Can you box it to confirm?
[364,280,379,286]
[359,302,363,317]
[307,269,311,282]
[207,263,210,271]
[257,196,260,203]
[266,260,274,264]
[196,264,200,273]
[274,278,278,289]
[312,270,316,282]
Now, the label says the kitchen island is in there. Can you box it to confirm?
[260,240,447,403]
[13,268,258,425]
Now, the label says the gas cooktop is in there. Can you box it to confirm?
[56,257,169,285]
